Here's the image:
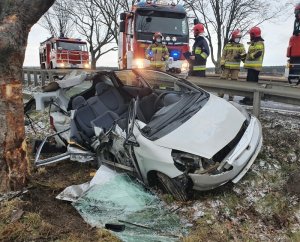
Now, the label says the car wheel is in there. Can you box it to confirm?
[156,171,189,202]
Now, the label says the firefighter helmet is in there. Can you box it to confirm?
[249,26,261,38]
[295,3,300,15]
[231,29,242,40]
[193,23,205,35]
[153,32,163,41]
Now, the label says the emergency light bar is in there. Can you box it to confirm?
[170,50,181,61]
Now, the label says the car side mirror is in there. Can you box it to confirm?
[120,12,126,21]
[119,21,126,33]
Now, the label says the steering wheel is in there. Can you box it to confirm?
[126,98,138,138]
[153,92,169,110]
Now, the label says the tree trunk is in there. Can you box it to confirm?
[91,53,97,70]
[0,0,55,193]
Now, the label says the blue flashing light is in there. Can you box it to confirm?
[148,50,153,57]
[170,50,181,61]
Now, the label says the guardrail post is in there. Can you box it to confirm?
[48,71,54,82]
[33,71,38,87]
[253,91,261,117]
[22,70,25,85]
[41,71,46,86]
[27,70,32,86]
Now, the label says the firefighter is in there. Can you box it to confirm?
[189,23,210,77]
[294,3,300,35]
[240,26,265,105]
[219,29,246,100]
[146,32,169,71]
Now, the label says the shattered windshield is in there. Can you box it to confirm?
[141,92,209,141]
[135,70,209,141]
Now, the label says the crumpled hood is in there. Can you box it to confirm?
[153,95,246,158]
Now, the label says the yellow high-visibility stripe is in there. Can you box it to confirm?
[201,52,208,59]
[224,46,244,51]
[244,60,262,68]
[193,65,206,71]
[150,61,165,68]
[151,47,165,51]
[195,47,202,54]
[225,61,240,68]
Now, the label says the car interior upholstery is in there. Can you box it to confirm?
[70,78,183,144]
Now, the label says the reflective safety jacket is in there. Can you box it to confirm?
[192,36,210,71]
[220,41,246,70]
[244,38,265,71]
[146,43,169,69]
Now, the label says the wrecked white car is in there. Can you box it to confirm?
[29,69,263,200]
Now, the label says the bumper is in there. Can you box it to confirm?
[189,116,262,191]
[56,63,90,69]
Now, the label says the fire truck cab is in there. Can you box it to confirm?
[39,37,90,69]
[118,0,190,74]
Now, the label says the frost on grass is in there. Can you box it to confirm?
[182,111,300,241]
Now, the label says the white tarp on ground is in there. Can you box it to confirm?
[56,166,117,202]
[57,166,186,242]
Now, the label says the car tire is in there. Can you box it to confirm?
[156,171,189,202]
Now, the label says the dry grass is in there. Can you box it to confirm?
[0,200,54,242]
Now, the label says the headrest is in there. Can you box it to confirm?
[95,82,110,95]
[138,87,152,98]
[72,96,87,110]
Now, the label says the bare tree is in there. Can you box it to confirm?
[62,0,117,69]
[118,0,137,12]
[93,0,138,45]
[40,0,74,37]
[93,0,123,45]
[0,0,55,192]
[184,0,288,71]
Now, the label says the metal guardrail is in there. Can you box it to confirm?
[205,73,287,83]
[22,68,288,87]
[22,68,300,117]
[22,68,97,86]
[188,77,300,116]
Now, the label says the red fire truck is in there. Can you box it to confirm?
[39,37,90,69]
[118,0,190,74]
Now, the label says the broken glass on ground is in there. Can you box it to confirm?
[67,167,186,242]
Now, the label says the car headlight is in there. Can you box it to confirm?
[172,150,222,175]
[172,36,177,42]
[57,63,65,68]
[181,61,189,72]
[165,36,171,42]
[230,101,250,122]
[84,63,90,69]
[133,59,144,69]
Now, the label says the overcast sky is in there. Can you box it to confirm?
[24,13,295,68]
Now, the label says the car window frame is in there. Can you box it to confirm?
[133,69,204,93]
[114,69,151,89]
